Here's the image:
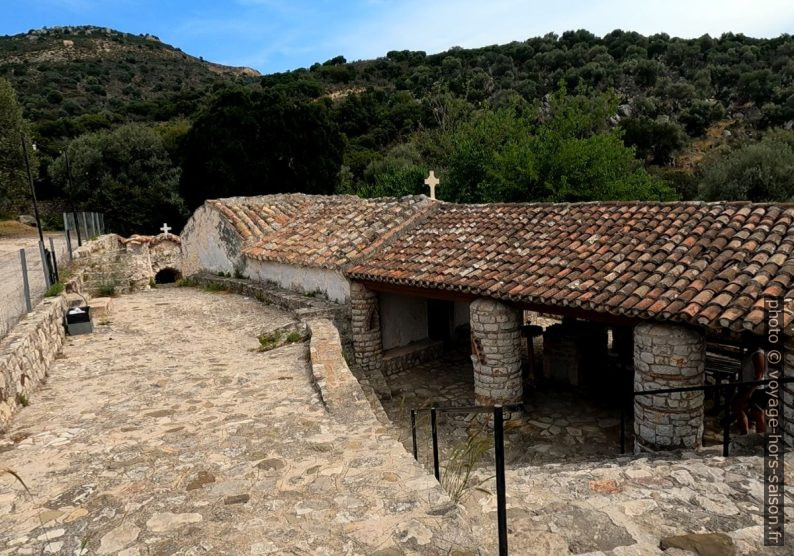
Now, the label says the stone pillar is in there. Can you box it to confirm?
[470,298,523,406]
[633,322,705,452]
[350,282,384,380]
[783,337,794,451]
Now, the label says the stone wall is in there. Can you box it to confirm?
[188,273,351,343]
[0,296,67,430]
[633,322,705,452]
[469,298,523,406]
[382,339,444,376]
[72,234,181,295]
[307,318,385,424]
[351,282,384,375]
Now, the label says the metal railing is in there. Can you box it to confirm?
[410,403,521,556]
[620,376,794,457]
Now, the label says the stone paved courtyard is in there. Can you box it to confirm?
[0,287,476,555]
[2,286,794,555]
[381,353,626,468]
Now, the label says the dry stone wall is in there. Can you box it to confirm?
[633,322,705,452]
[469,298,523,406]
[0,296,66,429]
[72,234,181,295]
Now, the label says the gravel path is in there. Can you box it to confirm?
[0,287,477,555]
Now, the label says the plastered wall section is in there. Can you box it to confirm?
[244,258,351,305]
[380,293,428,350]
[181,204,244,276]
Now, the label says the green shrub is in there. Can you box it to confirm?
[44,282,64,297]
[97,283,117,297]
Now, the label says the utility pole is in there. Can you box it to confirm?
[21,134,44,245]
[64,149,82,247]
[21,134,55,286]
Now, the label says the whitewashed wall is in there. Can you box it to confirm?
[244,259,351,304]
[180,204,244,276]
[380,293,429,350]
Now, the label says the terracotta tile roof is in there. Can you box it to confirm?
[243,195,435,269]
[207,195,317,243]
[345,201,794,334]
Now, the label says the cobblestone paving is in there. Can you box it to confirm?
[0,288,477,555]
[381,353,626,468]
[381,354,794,554]
[463,452,794,555]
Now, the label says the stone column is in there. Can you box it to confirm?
[783,337,794,451]
[633,322,705,452]
[350,282,384,381]
[470,298,523,406]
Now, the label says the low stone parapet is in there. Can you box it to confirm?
[382,338,444,376]
[188,273,350,341]
[0,295,67,430]
[306,318,378,424]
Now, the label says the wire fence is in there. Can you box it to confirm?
[63,211,105,247]
[0,233,72,340]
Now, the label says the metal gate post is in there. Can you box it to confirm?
[38,240,51,288]
[65,229,73,261]
[494,405,508,556]
[430,407,440,481]
[410,409,418,460]
[48,237,59,283]
[19,249,31,312]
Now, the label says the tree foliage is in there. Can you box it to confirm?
[402,89,674,203]
[4,27,794,229]
[179,87,344,210]
[698,131,794,201]
[0,78,37,216]
[49,123,185,235]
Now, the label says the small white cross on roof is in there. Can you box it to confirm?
[160,223,172,234]
[424,170,440,200]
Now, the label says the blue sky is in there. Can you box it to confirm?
[2,1,792,73]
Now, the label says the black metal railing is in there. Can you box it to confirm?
[410,403,522,556]
[621,376,794,456]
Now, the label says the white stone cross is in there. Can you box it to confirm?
[424,170,440,200]
[160,223,172,234]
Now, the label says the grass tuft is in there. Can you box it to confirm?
[441,429,493,504]
[203,282,227,293]
[97,283,117,297]
[44,282,64,297]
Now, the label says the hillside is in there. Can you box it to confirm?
[1,26,793,232]
[0,26,257,150]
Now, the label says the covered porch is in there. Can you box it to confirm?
[351,279,754,461]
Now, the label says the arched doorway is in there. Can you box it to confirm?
[154,267,181,284]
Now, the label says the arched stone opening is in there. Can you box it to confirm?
[154,267,182,284]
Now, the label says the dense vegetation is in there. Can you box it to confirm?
[1,26,793,233]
